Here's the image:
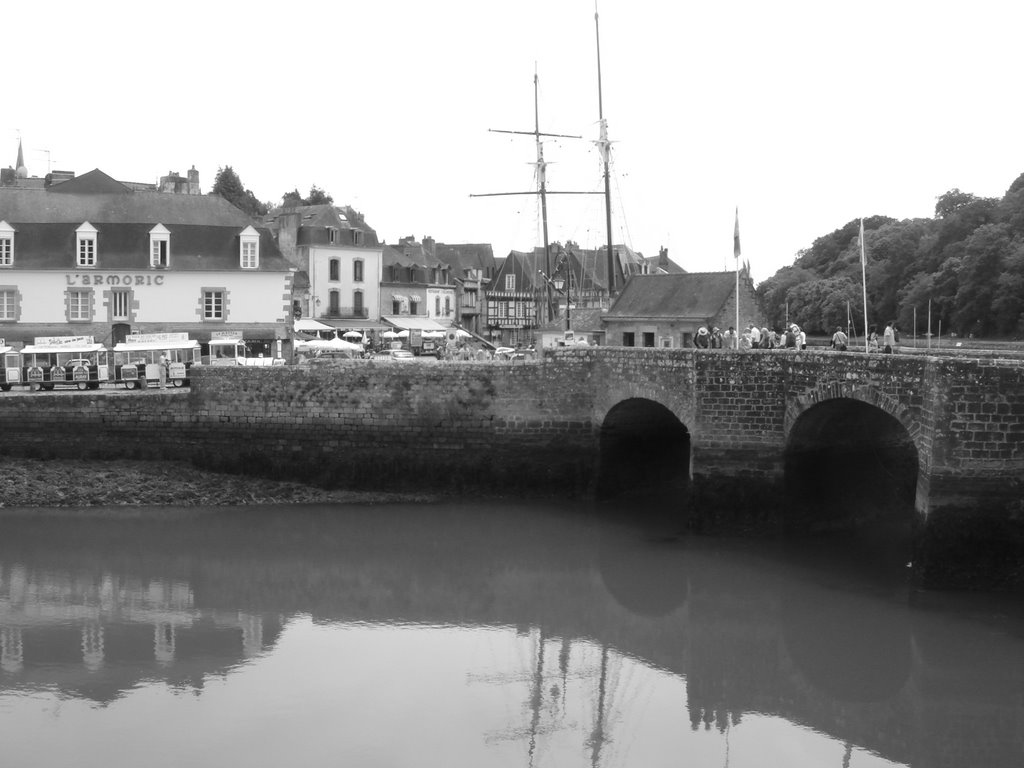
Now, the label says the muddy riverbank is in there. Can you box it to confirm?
[0,458,437,508]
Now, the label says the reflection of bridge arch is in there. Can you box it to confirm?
[784,393,919,534]
[596,398,691,501]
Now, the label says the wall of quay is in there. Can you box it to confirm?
[0,348,1021,588]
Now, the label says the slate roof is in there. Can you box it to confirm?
[433,243,496,276]
[0,170,290,272]
[605,272,737,319]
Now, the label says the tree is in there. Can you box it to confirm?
[953,223,1010,336]
[279,186,335,207]
[210,166,268,218]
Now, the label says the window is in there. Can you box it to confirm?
[203,290,225,320]
[445,297,452,315]
[149,224,169,268]
[435,297,441,315]
[77,222,98,267]
[69,289,91,321]
[241,240,258,268]
[353,230,363,246]
[353,290,364,315]
[392,299,401,314]
[329,259,340,281]
[623,332,635,347]
[111,290,131,321]
[329,290,340,315]
[0,221,13,266]
[410,298,419,315]
[353,260,363,282]
[328,228,337,244]
[504,274,516,291]
[642,332,655,348]
[0,288,17,320]
[239,226,259,269]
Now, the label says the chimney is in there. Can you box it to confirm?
[188,165,200,195]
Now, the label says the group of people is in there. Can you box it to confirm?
[694,320,901,353]
[693,324,807,350]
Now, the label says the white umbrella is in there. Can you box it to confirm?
[455,329,471,338]
[342,330,362,339]
[325,336,362,351]
[397,330,410,338]
[382,330,400,339]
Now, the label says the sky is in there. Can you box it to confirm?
[6,0,1023,284]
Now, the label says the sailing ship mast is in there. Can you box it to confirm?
[470,70,590,323]
[594,6,616,299]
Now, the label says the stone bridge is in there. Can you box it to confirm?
[0,347,1021,588]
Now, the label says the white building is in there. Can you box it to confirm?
[0,169,293,356]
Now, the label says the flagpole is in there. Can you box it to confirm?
[734,207,740,346]
[860,218,869,353]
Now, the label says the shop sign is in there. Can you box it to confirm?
[34,335,94,346]
[65,274,165,286]
[127,332,190,344]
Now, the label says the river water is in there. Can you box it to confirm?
[0,501,1021,768]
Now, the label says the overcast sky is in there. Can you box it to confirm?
[6,0,1023,282]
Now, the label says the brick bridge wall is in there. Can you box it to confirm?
[0,348,1021,585]
[1,348,1022,509]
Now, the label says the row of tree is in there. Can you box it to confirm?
[209,166,336,218]
[756,173,1024,338]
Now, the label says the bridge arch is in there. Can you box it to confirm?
[783,391,920,537]
[595,397,691,502]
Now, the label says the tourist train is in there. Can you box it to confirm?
[0,333,274,392]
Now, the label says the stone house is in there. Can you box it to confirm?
[602,271,762,348]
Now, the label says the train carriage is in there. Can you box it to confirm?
[112,332,200,389]
[19,336,109,391]
[1,341,21,391]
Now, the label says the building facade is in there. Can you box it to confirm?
[0,169,293,357]
[264,204,383,334]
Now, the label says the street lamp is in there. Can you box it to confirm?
[538,270,572,335]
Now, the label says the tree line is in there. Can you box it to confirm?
[756,172,1024,339]
[208,166,367,234]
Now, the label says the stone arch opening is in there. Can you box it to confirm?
[784,398,918,546]
[596,398,691,504]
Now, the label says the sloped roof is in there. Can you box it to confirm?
[0,187,260,227]
[47,168,131,195]
[0,172,290,272]
[434,243,496,274]
[605,272,737,319]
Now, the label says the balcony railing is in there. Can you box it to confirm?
[321,307,369,319]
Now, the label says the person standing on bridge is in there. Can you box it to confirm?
[723,326,736,349]
[694,327,710,349]
[883,321,896,354]
[831,326,848,351]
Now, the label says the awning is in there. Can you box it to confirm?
[391,294,408,301]
[293,318,335,332]
[410,293,423,302]
[381,315,447,332]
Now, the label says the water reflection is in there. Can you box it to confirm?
[0,502,1022,768]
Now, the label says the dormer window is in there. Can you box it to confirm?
[240,226,259,269]
[327,227,337,244]
[0,221,13,266]
[504,274,516,291]
[149,224,170,268]
[77,222,98,267]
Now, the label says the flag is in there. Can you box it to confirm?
[733,207,741,261]
[859,218,866,266]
